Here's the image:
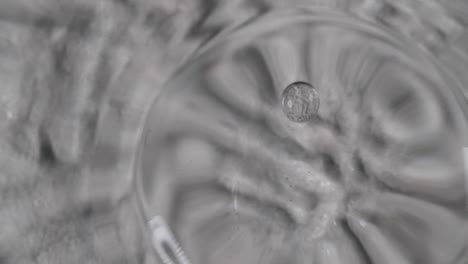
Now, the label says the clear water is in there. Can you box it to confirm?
[135,1,468,264]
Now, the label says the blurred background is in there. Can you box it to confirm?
[0,0,467,263]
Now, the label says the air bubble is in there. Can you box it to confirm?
[281,82,319,123]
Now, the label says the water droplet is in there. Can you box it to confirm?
[281,82,319,122]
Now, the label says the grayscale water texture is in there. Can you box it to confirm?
[0,0,467,264]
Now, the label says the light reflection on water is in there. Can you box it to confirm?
[0,0,467,263]
[135,2,468,264]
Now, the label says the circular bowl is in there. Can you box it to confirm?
[134,9,468,264]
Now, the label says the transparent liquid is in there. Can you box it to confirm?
[135,3,468,264]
